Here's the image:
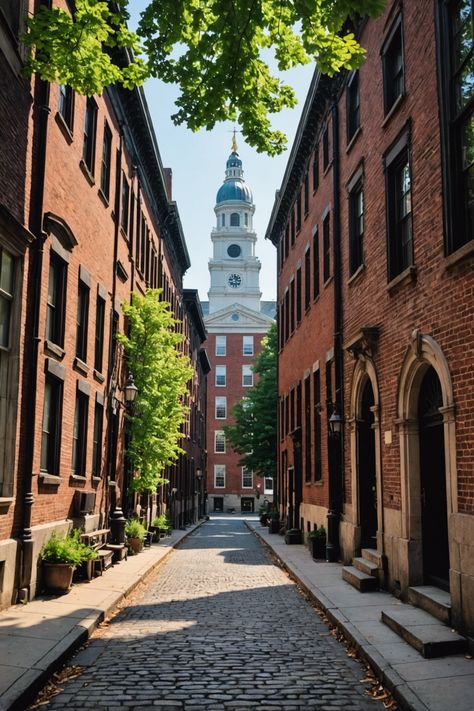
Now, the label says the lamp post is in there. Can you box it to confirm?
[196,469,203,519]
[327,403,343,562]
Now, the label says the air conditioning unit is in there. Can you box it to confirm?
[74,490,96,516]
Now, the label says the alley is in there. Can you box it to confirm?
[35,517,382,711]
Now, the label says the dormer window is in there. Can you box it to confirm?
[230,213,240,227]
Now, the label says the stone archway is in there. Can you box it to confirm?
[396,331,456,590]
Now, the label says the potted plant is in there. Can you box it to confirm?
[307,526,327,560]
[125,519,146,554]
[268,511,280,534]
[151,513,172,539]
[41,531,95,593]
[258,505,269,526]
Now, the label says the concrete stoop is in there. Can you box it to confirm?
[342,548,381,592]
[381,605,467,658]
[408,585,452,625]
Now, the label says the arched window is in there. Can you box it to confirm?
[244,213,248,226]
[221,214,225,226]
[230,213,240,227]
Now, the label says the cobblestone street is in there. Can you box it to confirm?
[39,518,382,710]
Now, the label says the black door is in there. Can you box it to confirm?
[357,380,377,548]
[213,497,224,512]
[419,367,449,588]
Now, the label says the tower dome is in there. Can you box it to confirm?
[216,136,253,205]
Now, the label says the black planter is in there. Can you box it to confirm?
[309,536,327,560]
[269,519,280,534]
[285,528,302,545]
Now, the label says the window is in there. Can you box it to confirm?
[230,213,240,227]
[76,280,89,362]
[323,211,331,283]
[215,431,226,453]
[215,396,227,419]
[243,335,254,355]
[215,365,226,386]
[215,335,226,356]
[264,477,273,494]
[100,122,112,200]
[304,375,311,483]
[313,228,320,300]
[82,98,98,174]
[304,246,311,311]
[346,71,360,143]
[214,464,225,488]
[296,190,302,232]
[242,467,253,488]
[40,376,62,475]
[0,247,14,349]
[58,85,74,132]
[313,370,322,481]
[221,214,225,226]
[121,174,130,234]
[296,266,302,324]
[304,172,309,215]
[0,0,22,35]
[242,365,253,387]
[46,253,67,347]
[313,146,319,192]
[440,0,474,252]
[284,224,290,260]
[348,175,364,275]
[385,135,412,281]
[92,401,103,477]
[382,17,404,115]
[291,209,296,246]
[323,124,330,170]
[94,295,105,372]
[290,278,295,333]
[72,391,88,476]
[284,288,290,342]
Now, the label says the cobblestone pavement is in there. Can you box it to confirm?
[42,517,383,711]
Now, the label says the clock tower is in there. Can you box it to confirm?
[207,137,262,314]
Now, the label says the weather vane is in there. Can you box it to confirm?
[229,127,241,153]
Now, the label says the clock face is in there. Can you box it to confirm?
[228,273,242,288]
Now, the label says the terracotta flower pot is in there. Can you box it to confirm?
[128,537,143,554]
[42,562,75,592]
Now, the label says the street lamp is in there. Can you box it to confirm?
[124,373,138,406]
[329,404,343,436]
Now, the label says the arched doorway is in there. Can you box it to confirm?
[357,379,377,548]
[418,366,449,588]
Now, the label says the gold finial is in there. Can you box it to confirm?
[232,128,238,153]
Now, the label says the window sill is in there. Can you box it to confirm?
[79,159,95,186]
[70,474,87,483]
[323,161,333,178]
[382,93,405,128]
[44,340,65,360]
[98,188,109,207]
[39,473,61,486]
[387,265,416,294]
[73,357,89,376]
[0,497,15,508]
[92,476,101,484]
[93,369,105,383]
[346,126,362,154]
[323,275,333,289]
[55,112,74,144]
[108,480,116,488]
[444,239,474,269]
[347,263,365,286]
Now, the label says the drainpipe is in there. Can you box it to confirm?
[18,0,51,602]
[326,101,344,562]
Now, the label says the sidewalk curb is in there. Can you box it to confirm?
[247,523,430,711]
[2,521,204,711]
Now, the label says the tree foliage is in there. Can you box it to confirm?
[117,289,193,494]
[224,323,277,477]
[24,0,386,155]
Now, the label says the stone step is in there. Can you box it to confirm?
[342,565,378,592]
[408,585,451,625]
[353,557,379,577]
[361,548,383,566]
[381,606,467,658]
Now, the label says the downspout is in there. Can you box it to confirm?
[18,0,51,602]
[326,101,344,562]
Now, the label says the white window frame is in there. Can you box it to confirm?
[242,365,253,387]
[214,464,225,488]
[215,396,227,419]
[214,430,226,453]
[242,467,253,488]
[264,477,274,494]
[215,365,226,387]
[242,335,254,356]
[215,335,226,356]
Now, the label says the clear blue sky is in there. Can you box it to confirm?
[129,2,314,303]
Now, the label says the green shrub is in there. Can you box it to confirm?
[307,525,326,539]
[152,513,172,529]
[41,531,98,565]
[125,519,146,540]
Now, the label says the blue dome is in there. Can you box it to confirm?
[216,180,253,204]
[226,152,242,169]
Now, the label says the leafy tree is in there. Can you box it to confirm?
[117,289,193,494]
[224,323,277,477]
[23,0,386,155]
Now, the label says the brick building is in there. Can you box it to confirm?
[203,141,275,513]
[0,0,208,608]
[267,0,474,640]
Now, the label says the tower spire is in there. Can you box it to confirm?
[232,129,238,154]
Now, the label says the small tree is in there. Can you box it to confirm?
[117,289,193,494]
[225,323,277,477]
